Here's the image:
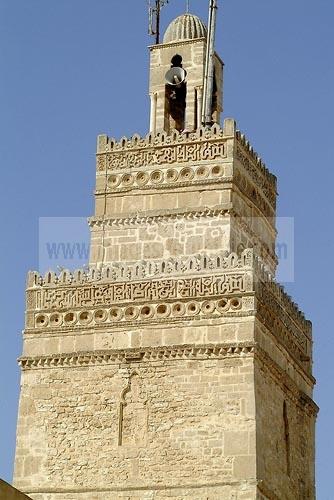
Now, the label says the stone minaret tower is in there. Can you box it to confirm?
[14,11,317,500]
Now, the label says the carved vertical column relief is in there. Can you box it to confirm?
[118,372,148,447]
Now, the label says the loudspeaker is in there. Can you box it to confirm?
[165,67,187,86]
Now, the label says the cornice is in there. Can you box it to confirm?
[88,207,231,228]
[18,342,256,370]
[149,37,206,50]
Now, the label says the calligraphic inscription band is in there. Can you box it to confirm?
[104,141,226,170]
[34,273,247,311]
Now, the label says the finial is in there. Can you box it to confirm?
[186,0,190,13]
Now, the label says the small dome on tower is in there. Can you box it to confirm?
[163,14,207,44]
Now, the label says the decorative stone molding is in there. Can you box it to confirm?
[31,296,250,331]
[88,207,231,228]
[98,137,227,173]
[30,273,251,312]
[150,36,207,50]
[28,249,253,287]
[103,140,226,170]
[99,163,229,194]
[18,342,257,370]
[96,124,226,154]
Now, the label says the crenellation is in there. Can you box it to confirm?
[28,249,254,287]
[235,130,277,187]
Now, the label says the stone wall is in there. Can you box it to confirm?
[15,355,256,498]
[255,358,316,500]
[89,212,232,264]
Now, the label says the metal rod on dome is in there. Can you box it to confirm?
[202,0,218,126]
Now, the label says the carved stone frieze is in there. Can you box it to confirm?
[101,140,227,171]
[88,207,231,228]
[30,295,252,331]
[18,342,256,370]
[99,163,229,193]
[32,273,251,312]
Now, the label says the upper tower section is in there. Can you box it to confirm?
[149,12,223,134]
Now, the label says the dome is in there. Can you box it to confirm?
[163,14,207,44]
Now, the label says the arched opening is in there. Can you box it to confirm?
[165,54,187,132]
[118,373,148,447]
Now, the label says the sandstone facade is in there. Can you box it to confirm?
[13,12,317,500]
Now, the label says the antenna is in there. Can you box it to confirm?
[148,0,169,45]
[202,0,218,127]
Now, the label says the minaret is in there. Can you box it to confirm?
[14,9,317,500]
[149,13,223,133]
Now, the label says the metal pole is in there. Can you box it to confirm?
[201,0,218,126]
[156,0,160,44]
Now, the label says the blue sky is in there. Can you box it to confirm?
[0,0,333,497]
